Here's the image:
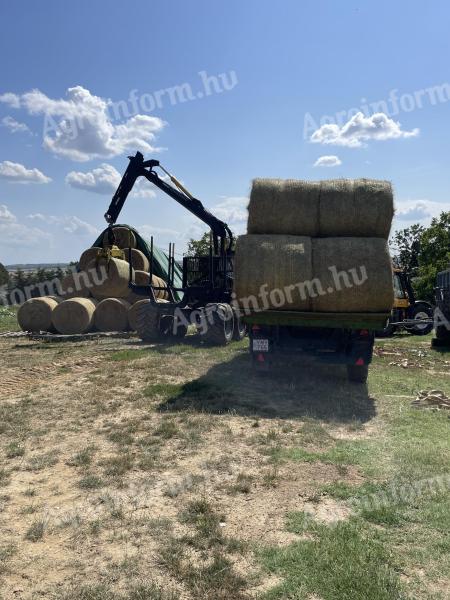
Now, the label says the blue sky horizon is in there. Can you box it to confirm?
[0,0,449,264]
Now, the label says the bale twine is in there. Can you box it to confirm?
[78,247,102,272]
[123,248,150,272]
[311,237,394,312]
[94,298,131,332]
[234,234,313,311]
[128,298,169,331]
[247,178,393,239]
[102,227,137,249]
[60,271,92,299]
[88,257,133,300]
[52,298,97,334]
[17,297,59,332]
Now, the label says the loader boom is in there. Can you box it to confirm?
[104,152,233,253]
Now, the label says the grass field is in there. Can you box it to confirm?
[0,328,448,599]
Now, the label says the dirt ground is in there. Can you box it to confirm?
[0,332,448,599]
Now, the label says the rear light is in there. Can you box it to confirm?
[359,329,369,336]
[355,357,365,365]
[257,353,265,363]
[252,324,261,332]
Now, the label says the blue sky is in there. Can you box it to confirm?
[0,0,449,264]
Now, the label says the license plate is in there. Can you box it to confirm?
[253,339,269,352]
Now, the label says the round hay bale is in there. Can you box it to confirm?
[126,272,169,303]
[88,257,133,300]
[311,237,394,312]
[153,275,169,300]
[102,227,136,249]
[234,234,313,311]
[60,271,92,299]
[79,247,102,272]
[247,179,320,236]
[319,179,393,239]
[94,298,130,332]
[52,298,97,334]
[123,248,150,272]
[17,297,59,332]
[128,298,169,331]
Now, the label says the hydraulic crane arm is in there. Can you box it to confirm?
[104,152,234,252]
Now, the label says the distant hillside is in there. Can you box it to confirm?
[6,263,70,272]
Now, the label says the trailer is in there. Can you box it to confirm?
[243,310,390,383]
[432,267,450,348]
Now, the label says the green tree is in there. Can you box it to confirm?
[415,211,450,302]
[390,224,425,273]
[0,262,9,287]
[186,232,213,256]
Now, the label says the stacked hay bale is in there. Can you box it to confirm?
[17,226,169,334]
[234,178,394,313]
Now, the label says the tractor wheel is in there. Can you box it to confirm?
[232,307,247,341]
[135,301,162,342]
[347,364,369,384]
[407,303,434,336]
[201,303,234,346]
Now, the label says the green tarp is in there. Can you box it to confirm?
[93,225,183,300]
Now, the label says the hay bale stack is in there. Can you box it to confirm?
[78,247,102,272]
[128,298,169,331]
[234,235,394,313]
[17,297,60,332]
[234,235,313,311]
[60,271,92,299]
[94,298,130,332]
[88,257,133,300]
[311,238,394,312]
[102,227,136,249]
[52,298,97,334]
[123,248,150,272]
[247,178,393,239]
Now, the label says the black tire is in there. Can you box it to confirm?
[201,303,234,346]
[407,303,434,336]
[232,308,247,341]
[347,364,369,383]
[135,301,162,342]
[375,323,396,338]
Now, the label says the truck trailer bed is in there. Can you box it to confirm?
[243,310,390,331]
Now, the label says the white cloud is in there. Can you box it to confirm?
[310,112,419,148]
[1,116,31,134]
[211,196,248,225]
[3,86,166,162]
[395,201,432,221]
[313,155,342,167]
[27,213,98,236]
[0,204,16,223]
[0,161,51,184]
[0,205,50,250]
[392,200,448,233]
[65,163,120,195]
[0,92,21,108]
[65,163,155,198]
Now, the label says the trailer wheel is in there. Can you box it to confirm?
[407,303,434,336]
[135,301,161,342]
[232,308,247,341]
[347,364,369,383]
[201,303,234,346]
